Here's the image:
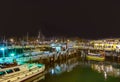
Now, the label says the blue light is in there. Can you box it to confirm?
[56,47,61,52]
[0,48,5,51]
[10,53,15,57]
[51,69,55,74]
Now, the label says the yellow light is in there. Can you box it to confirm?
[55,40,58,42]
[67,40,70,42]
[10,38,14,42]
[36,39,38,42]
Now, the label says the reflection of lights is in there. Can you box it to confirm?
[106,67,109,72]
[104,71,107,79]
[98,67,101,73]
[91,64,120,78]
[106,65,113,72]
[109,66,113,71]
[101,65,104,71]
[49,58,79,75]
[56,65,61,71]
[51,69,55,75]
[116,69,120,76]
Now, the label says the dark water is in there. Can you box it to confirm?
[27,57,120,82]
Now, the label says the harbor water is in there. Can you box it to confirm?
[25,57,120,82]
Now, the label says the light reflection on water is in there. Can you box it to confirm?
[91,62,120,79]
[28,58,120,82]
[48,58,79,75]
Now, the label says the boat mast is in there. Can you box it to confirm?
[27,32,29,45]
[38,31,41,43]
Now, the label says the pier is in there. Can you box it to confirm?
[0,42,79,65]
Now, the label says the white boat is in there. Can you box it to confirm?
[0,63,45,82]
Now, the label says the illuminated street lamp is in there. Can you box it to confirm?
[51,40,53,42]
[10,53,15,57]
[67,39,70,42]
[36,39,38,42]
[10,38,14,43]
[0,48,4,51]
[55,40,58,42]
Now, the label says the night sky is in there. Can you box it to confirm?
[1,0,120,39]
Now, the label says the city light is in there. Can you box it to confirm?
[10,38,14,42]
[55,40,58,42]
[36,39,38,42]
[0,47,5,58]
[10,53,15,57]
[0,48,5,51]
[67,39,70,42]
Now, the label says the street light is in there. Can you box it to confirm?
[0,48,5,51]
[67,39,70,42]
[10,53,15,57]
[10,38,14,43]
[55,40,58,42]
[36,39,38,42]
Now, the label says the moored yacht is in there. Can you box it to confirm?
[87,51,105,61]
[0,63,45,82]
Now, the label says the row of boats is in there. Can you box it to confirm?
[0,50,46,82]
[0,47,71,82]
[0,49,105,82]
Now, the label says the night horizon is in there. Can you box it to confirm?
[1,0,120,39]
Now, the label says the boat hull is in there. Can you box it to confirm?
[0,64,45,82]
[86,55,105,61]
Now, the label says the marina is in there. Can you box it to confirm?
[0,39,120,82]
[1,1,120,82]
[25,56,120,82]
